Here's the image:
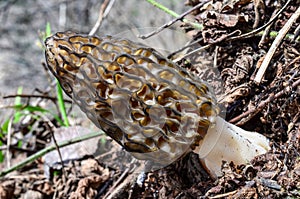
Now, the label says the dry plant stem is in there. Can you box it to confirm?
[139,1,207,39]
[293,24,300,42]
[213,46,219,68]
[229,78,300,125]
[168,37,203,60]
[208,190,238,199]
[173,43,211,62]
[0,131,104,177]
[47,122,67,177]
[89,0,115,36]
[178,30,240,61]
[3,94,72,103]
[6,118,13,168]
[0,146,36,153]
[253,0,262,29]
[288,112,300,133]
[103,168,130,199]
[254,5,300,84]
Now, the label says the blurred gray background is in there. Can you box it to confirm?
[0,0,188,94]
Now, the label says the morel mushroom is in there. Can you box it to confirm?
[44,32,270,177]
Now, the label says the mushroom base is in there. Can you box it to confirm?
[194,116,270,178]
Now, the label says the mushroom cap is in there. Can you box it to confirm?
[44,31,218,166]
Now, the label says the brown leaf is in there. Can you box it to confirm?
[0,180,15,199]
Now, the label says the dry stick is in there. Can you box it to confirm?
[3,94,72,103]
[292,24,300,42]
[178,30,241,61]
[89,0,115,36]
[288,111,300,133]
[6,118,13,169]
[174,43,212,62]
[103,167,131,199]
[0,145,38,153]
[213,46,219,68]
[229,78,300,125]
[44,121,68,177]
[168,37,203,60]
[254,6,300,84]
[139,1,207,39]
[252,0,261,29]
[209,190,238,199]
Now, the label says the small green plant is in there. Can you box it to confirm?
[0,89,65,163]
[0,88,24,163]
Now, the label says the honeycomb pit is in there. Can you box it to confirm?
[45,31,270,177]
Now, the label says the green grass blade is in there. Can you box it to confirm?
[56,79,70,127]
[12,104,65,126]
[13,87,23,123]
[0,126,4,162]
[45,22,51,38]
[0,140,3,162]
[1,119,10,134]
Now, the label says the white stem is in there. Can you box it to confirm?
[194,116,270,178]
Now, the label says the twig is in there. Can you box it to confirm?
[103,167,130,199]
[209,190,238,199]
[173,43,212,62]
[176,30,240,61]
[167,37,203,60]
[213,46,219,68]
[287,111,300,133]
[46,121,67,177]
[89,0,115,36]
[2,94,72,103]
[253,0,261,29]
[0,130,104,177]
[6,118,13,169]
[139,1,207,39]
[292,23,300,42]
[229,78,300,125]
[145,0,203,30]
[0,145,36,153]
[254,5,300,84]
